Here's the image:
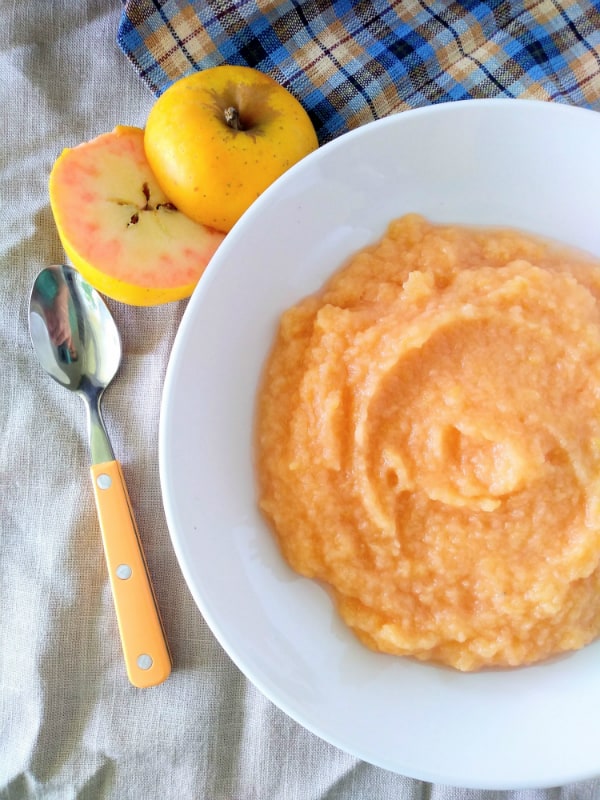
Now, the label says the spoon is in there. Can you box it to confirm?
[29,265,171,688]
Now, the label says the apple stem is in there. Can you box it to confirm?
[224,106,242,131]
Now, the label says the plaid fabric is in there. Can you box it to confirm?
[118,0,600,143]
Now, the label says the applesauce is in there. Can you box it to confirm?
[256,214,600,671]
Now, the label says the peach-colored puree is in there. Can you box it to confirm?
[256,214,600,671]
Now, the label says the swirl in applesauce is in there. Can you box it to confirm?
[256,214,600,671]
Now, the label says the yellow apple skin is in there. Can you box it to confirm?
[144,65,319,233]
[49,126,225,305]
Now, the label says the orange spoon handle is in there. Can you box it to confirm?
[90,460,172,688]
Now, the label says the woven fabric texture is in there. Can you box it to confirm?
[118,0,600,142]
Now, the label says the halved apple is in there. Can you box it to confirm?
[49,125,225,305]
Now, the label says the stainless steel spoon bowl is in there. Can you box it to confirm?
[29,265,171,688]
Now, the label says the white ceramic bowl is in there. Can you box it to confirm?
[159,99,600,790]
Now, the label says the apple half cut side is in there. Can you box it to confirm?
[49,125,226,306]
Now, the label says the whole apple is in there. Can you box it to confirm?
[143,65,319,233]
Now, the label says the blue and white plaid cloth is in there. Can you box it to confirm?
[118,0,600,143]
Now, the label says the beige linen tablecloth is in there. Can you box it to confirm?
[2,1,600,798]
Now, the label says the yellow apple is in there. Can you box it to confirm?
[48,126,225,305]
[144,65,319,233]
